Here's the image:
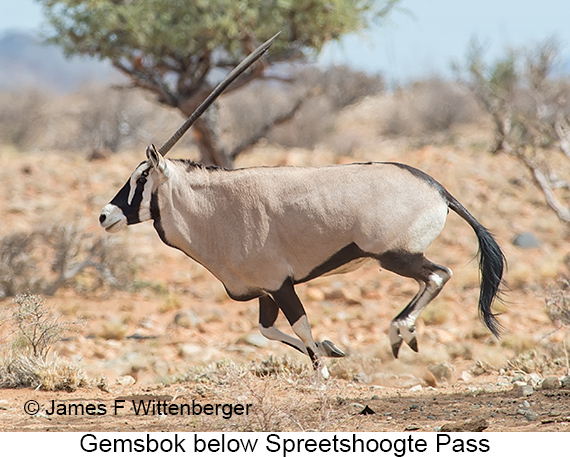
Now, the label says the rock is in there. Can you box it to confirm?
[173,310,200,329]
[428,362,455,382]
[306,287,325,301]
[404,424,420,431]
[116,375,136,386]
[244,333,269,348]
[178,343,204,358]
[513,382,534,397]
[0,400,8,410]
[524,411,539,421]
[528,373,542,387]
[97,375,111,393]
[459,370,473,382]
[561,376,570,389]
[541,376,561,390]
[440,417,489,432]
[409,384,423,392]
[512,232,541,249]
[350,403,365,413]
[512,373,526,383]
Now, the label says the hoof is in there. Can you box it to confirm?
[407,337,418,353]
[391,340,403,359]
[321,340,345,358]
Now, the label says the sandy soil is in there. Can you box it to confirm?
[1,98,570,433]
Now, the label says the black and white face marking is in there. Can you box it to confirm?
[99,161,155,233]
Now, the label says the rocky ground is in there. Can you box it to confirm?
[1,96,570,432]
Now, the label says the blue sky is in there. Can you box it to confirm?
[1,0,569,84]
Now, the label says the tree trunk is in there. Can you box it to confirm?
[191,115,233,169]
[178,91,234,168]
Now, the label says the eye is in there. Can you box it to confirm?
[137,169,149,184]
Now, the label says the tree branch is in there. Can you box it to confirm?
[230,88,316,159]
[514,149,570,223]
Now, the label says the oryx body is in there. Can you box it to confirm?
[100,147,505,377]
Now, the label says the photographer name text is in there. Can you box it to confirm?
[34,399,252,419]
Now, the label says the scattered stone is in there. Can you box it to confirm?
[511,373,526,383]
[541,416,570,425]
[306,287,325,302]
[142,383,165,392]
[512,232,541,249]
[350,403,365,413]
[517,400,539,421]
[173,310,200,329]
[428,362,455,382]
[524,411,539,421]
[404,424,420,431]
[471,360,494,376]
[116,375,136,387]
[513,382,533,397]
[459,370,473,382]
[244,333,269,348]
[440,417,489,432]
[97,375,111,393]
[528,373,542,387]
[178,343,203,358]
[561,376,570,389]
[541,376,561,390]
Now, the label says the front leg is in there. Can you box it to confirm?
[258,294,308,355]
[270,278,330,378]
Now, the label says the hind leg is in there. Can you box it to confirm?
[378,251,452,358]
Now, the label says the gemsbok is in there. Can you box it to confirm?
[99,35,506,378]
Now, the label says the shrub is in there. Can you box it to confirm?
[379,78,481,137]
[0,294,88,390]
[0,223,137,298]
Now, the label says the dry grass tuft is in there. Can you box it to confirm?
[0,293,89,390]
[0,352,89,391]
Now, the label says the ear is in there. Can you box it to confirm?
[146,144,170,178]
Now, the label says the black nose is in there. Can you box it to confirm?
[99,214,106,224]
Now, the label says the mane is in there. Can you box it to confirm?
[171,159,227,172]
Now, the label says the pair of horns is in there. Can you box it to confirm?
[157,32,279,157]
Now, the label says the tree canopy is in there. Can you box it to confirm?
[38,0,398,165]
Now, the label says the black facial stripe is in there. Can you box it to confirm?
[109,170,148,225]
[125,179,145,223]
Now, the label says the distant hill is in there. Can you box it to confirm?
[0,30,116,92]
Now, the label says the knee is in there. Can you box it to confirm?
[259,323,276,340]
[428,267,452,288]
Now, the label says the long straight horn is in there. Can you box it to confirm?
[157,32,280,157]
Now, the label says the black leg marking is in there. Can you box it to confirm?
[297,242,367,283]
[270,278,306,327]
[377,251,452,358]
[264,279,346,375]
[270,278,326,374]
[258,294,307,355]
[259,294,279,328]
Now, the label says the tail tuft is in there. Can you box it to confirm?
[447,192,506,338]
[474,224,506,338]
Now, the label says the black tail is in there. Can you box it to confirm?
[446,192,506,338]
